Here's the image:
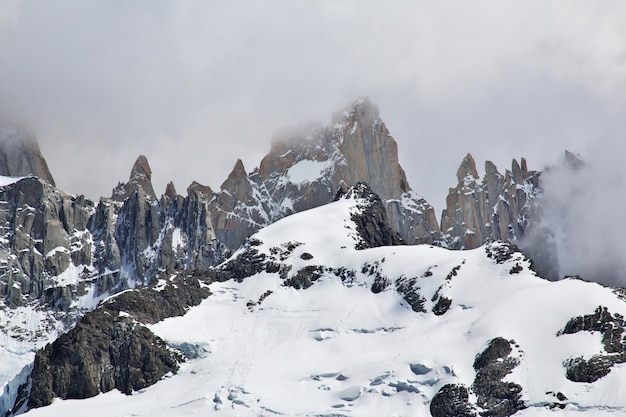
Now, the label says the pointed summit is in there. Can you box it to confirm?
[220,159,253,202]
[111,155,157,201]
[456,153,479,183]
[332,97,410,201]
[164,181,177,199]
[0,126,56,186]
[563,150,584,170]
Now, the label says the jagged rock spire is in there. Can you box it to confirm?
[0,126,56,186]
[441,154,540,250]
[111,155,157,201]
[220,97,441,248]
[164,181,177,199]
[332,97,411,201]
[220,159,253,203]
[456,153,479,183]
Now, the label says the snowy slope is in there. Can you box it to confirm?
[17,191,626,416]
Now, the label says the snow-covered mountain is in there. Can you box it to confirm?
[5,182,626,416]
[0,99,610,416]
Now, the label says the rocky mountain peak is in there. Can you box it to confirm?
[111,155,157,201]
[164,181,177,199]
[442,154,540,250]
[332,97,410,201]
[456,153,479,184]
[563,150,584,170]
[186,181,213,197]
[0,126,56,186]
[220,159,253,203]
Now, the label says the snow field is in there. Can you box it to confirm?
[16,195,626,416]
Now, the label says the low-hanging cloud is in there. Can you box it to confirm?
[1,0,626,215]
[527,129,626,286]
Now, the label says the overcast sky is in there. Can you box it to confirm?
[1,0,626,213]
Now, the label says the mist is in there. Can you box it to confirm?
[1,1,626,211]
[527,128,626,286]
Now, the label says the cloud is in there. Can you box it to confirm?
[528,124,626,286]
[0,0,625,219]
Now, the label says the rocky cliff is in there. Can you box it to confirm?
[0,101,551,333]
[440,153,540,250]
[0,126,55,186]
[0,101,615,417]
[0,102,548,336]
[207,97,441,249]
[0,154,225,338]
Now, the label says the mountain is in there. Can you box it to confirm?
[441,153,540,250]
[0,126,55,187]
[6,183,626,416]
[205,97,441,249]
[0,98,615,416]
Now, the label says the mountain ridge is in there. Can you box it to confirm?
[0,98,607,416]
[5,181,625,416]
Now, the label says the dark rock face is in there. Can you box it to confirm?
[430,384,477,417]
[395,276,426,313]
[558,306,626,383]
[284,265,325,289]
[564,356,615,383]
[341,182,405,250]
[24,273,210,410]
[473,337,513,369]
[559,306,624,353]
[101,274,211,324]
[28,310,179,408]
[432,296,452,316]
[430,337,527,417]
[0,127,55,186]
[472,337,525,417]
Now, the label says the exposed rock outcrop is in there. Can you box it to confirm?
[0,126,55,186]
[472,337,525,417]
[0,177,94,311]
[341,182,405,249]
[208,97,441,250]
[441,154,540,250]
[23,273,210,411]
[430,384,476,417]
[111,155,157,202]
[558,306,626,383]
